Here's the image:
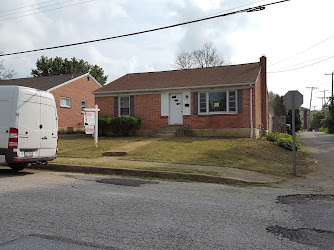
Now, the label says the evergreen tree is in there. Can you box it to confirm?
[31,56,108,85]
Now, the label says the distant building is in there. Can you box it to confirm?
[300,107,309,131]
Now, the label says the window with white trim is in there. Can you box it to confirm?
[60,97,71,108]
[199,90,237,114]
[120,96,130,116]
[81,100,87,111]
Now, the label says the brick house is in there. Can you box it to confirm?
[93,56,268,138]
[0,73,102,131]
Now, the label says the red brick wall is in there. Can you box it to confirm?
[134,94,168,129]
[95,96,114,116]
[51,75,100,129]
[96,89,255,130]
[96,94,168,129]
[260,56,268,130]
[254,75,262,129]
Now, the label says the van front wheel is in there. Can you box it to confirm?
[9,163,28,172]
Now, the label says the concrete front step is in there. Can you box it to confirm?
[154,126,189,137]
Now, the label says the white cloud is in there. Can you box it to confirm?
[1,0,334,109]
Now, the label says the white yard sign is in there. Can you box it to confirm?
[83,105,100,147]
[84,112,95,126]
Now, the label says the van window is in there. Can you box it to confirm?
[60,97,71,108]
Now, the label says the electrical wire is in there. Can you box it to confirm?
[0,0,81,19]
[270,56,327,71]
[268,55,334,74]
[0,0,96,22]
[0,0,55,14]
[199,0,266,19]
[0,0,269,62]
[269,34,334,67]
[0,0,291,57]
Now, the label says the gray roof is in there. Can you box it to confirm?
[0,74,82,91]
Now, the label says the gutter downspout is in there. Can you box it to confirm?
[250,84,253,139]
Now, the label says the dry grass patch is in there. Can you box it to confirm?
[123,137,312,177]
[58,134,145,158]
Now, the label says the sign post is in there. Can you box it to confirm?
[283,91,303,175]
[83,105,100,148]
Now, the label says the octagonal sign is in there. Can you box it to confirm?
[283,90,303,109]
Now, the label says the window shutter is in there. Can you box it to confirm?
[114,97,118,116]
[193,92,198,115]
[237,90,243,113]
[130,96,134,116]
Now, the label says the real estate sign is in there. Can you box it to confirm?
[84,112,95,126]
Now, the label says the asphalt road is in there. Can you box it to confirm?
[0,169,333,250]
[282,131,334,192]
[0,131,333,249]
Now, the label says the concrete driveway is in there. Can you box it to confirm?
[281,131,334,192]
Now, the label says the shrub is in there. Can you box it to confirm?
[266,132,301,151]
[98,115,141,136]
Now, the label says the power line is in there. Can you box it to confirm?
[200,0,266,19]
[1,0,270,61]
[0,0,81,19]
[0,0,96,22]
[269,55,327,70]
[269,34,334,67]
[0,0,291,57]
[268,55,334,73]
[0,0,55,14]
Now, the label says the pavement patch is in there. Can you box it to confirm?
[96,178,159,187]
[0,234,115,250]
[277,194,334,204]
[267,225,334,250]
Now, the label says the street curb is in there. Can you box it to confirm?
[28,163,272,185]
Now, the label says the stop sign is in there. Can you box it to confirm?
[283,90,303,109]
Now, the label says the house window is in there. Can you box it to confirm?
[60,97,71,108]
[120,96,130,116]
[81,100,87,112]
[199,90,237,114]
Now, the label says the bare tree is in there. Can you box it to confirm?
[0,51,15,79]
[172,42,231,70]
[173,52,194,69]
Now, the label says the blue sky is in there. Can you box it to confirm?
[1,0,334,110]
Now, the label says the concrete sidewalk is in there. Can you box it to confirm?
[27,156,283,185]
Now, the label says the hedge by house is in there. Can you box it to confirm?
[266,132,301,151]
[99,115,141,136]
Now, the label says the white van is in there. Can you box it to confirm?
[0,86,58,171]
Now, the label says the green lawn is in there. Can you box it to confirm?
[57,134,312,177]
[57,134,146,158]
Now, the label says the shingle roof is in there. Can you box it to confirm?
[94,62,261,94]
[0,74,82,91]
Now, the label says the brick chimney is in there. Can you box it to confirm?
[260,55,268,130]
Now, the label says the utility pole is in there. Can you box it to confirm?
[319,90,329,108]
[325,73,334,129]
[306,87,319,119]
[317,97,324,107]
[312,105,317,111]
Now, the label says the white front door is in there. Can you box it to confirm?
[169,94,183,125]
